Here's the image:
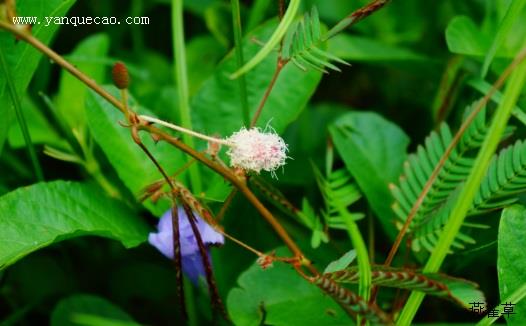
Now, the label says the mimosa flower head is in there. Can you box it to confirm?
[226,127,288,174]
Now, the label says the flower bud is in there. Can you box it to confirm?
[112,61,129,89]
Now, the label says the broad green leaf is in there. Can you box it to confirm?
[498,205,526,325]
[186,35,226,96]
[328,34,428,62]
[51,294,139,326]
[191,19,322,137]
[330,112,410,239]
[204,3,231,48]
[281,103,347,185]
[85,88,185,216]
[445,15,520,58]
[446,16,489,57]
[7,95,64,149]
[0,0,77,153]
[0,181,149,269]
[227,248,350,326]
[55,33,110,130]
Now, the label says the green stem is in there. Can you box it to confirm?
[230,0,250,126]
[476,282,526,326]
[396,53,526,326]
[172,0,202,194]
[0,46,44,182]
[229,0,299,79]
[343,214,371,326]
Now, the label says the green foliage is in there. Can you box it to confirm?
[51,294,139,326]
[226,248,349,326]
[229,0,299,78]
[330,111,410,239]
[0,0,77,154]
[282,7,349,73]
[3,0,526,324]
[498,205,526,325]
[473,140,526,213]
[7,96,64,149]
[391,105,526,253]
[55,33,110,132]
[446,16,492,57]
[312,161,364,230]
[328,34,428,62]
[446,2,526,61]
[0,181,149,269]
[191,19,322,137]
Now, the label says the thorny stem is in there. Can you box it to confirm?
[139,115,232,146]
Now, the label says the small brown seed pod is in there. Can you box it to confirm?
[112,61,129,89]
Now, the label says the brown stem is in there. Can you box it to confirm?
[250,58,286,128]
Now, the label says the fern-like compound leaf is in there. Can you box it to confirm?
[283,7,349,73]
[313,163,364,230]
[391,102,526,253]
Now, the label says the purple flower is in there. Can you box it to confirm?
[148,207,224,284]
